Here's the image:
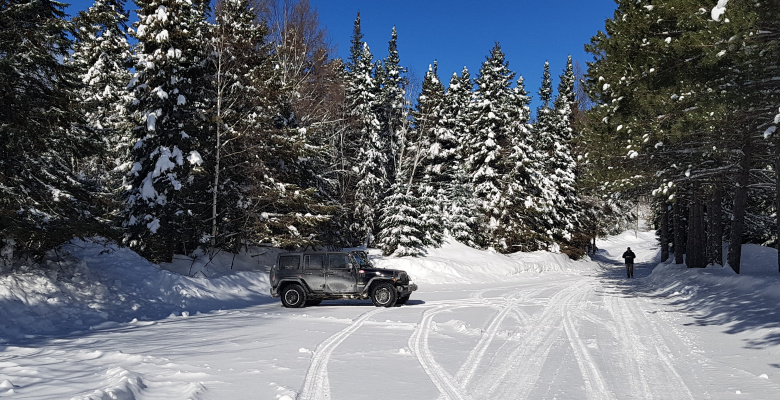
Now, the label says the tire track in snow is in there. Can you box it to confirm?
[298,308,386,400]
[410,305,473,400]
[472,278,591,399]
[453,287,541,391]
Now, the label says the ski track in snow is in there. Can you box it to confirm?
[561,279,615,400]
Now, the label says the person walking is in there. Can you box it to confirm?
[623,247,636,278]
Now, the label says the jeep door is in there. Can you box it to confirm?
[325,253,357,293]
[303,254,327,292]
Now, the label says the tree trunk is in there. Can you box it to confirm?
[660,203,669,262]
[686,194,706,268]
[776,140,779,273]
[728,136,752,274]
[707,184,723,266]
[674,202,685,264]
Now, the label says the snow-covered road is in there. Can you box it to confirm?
[4,262,780,399]
[3,233,780,399]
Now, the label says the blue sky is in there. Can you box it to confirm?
[63,0,617,109]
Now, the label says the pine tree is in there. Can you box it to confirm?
[530,62,558,235]
[530,57,579,246]
[493,73,539,252]
[124,0,213,261]
[583,0,780,272]
[0,0,100,256]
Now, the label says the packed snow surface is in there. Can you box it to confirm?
[2,231,780,399]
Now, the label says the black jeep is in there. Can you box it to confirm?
[269,251,417,308]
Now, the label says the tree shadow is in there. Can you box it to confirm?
[0,276,279,347]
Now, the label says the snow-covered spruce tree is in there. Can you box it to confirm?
[442,67,480,246]
[69,0,133,221]
[468,43,524,250]
[0,0,101,257]
[348,41,385,246]
[529,58,579,246]
[378,176,425,257]
[549,56,579,242]
[552,56,583,250]
[410,62,448,247]
[492,72,541,252]
[124,0,213,262]
[530,61,558,233]
[376,26,408,185]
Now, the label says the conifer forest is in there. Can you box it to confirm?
[1,0,778,274]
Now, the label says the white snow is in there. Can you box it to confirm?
[1,233,780,398]
[764,125,776,139]
[146,112,156,131]
[187,150,203,166]
[712,0,730,21]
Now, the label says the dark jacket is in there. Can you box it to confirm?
[622,250,636,264]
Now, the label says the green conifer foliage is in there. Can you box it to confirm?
[69,0,133,223]
[124,0,213,261]
[0,0,100,256]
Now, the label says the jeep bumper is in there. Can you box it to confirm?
[398,282,418,296]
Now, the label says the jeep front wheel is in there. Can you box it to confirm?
[281,284,306,308]
[371,282,397,307]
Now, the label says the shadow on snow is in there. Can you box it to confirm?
[590,245,780,351]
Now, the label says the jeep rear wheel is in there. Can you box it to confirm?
[281,284,306,308]
[371,282,397,307]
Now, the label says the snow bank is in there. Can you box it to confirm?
[371,237,598,284]
[0,239,273,341]
[642,243,780,346]
[646,243,780,301]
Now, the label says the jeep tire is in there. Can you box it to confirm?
[281,284,306,308]
[371,282,397,307]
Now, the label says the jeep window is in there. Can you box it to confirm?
[279,255,300,270]
[351,252,371,267]
[327,253,350,269]
[305,254,325,270]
